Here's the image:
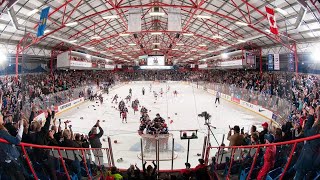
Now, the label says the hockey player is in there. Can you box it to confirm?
[99,94,103,104]
[125,94,131,103]
[112,94,119,103]
[129,88,132,96]
[140,106,148,115]
[153,91,158,100]
[142,87,145,95]
[167,85,170,93]
[118,100,125,118]
[121,106,128,123]
[173,90,178,97]
[149,84,152,92]
[153,113,165,124]
[215,91,220,104]
[160,88,163,97]
[131,100,139,115]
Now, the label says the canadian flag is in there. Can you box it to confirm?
[265,6,279,35]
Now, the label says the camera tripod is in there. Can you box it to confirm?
[203,117,219,146]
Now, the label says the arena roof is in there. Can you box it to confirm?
[0,0,320,63]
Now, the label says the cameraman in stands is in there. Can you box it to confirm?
[227,125,244,146]
[89,120,104,165]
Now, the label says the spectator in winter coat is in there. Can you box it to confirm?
[143,161,157,180]
[259,122,269,144]
[89,120,104,165]
[194,159,210,180]
[257,133,276,180]
[0,114,26,179]
[294,106,320,180]
[227,125,244,146]
[180,162,193,180]
[126,164,141,180]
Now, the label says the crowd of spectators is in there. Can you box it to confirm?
[0,69,319,179]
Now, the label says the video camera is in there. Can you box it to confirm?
[198,111,211,120]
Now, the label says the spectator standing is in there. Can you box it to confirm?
[257,133,276,180]
[259,122,269,144]
[194,159,210,180]
[227,125,244,146]
[0,115,26,179]
[294,106,320,180]
[126,164,141,180]
[180,162,193,180]
[143,161,157,180]
[89,120,104,165]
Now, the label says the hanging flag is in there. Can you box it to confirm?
[274,54,280,70]
[128,9,141,32]
[265,6,279,35]
[168,8,182,31]
[37,7,50,37]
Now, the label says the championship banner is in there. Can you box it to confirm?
[37,7,50,37]
[268,54,274,70]
[288,53,294,72]
[168,8,182,31]
[274,53,280,70]
[128,9,141,32]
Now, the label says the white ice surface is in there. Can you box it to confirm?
[56,82,268,170]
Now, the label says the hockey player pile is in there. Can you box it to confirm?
[110,84,178,135]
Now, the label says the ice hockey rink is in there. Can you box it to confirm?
[57,81,268,170]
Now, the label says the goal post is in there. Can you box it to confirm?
[138,133,178,161]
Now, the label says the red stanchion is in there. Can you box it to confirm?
[58,149,71,180]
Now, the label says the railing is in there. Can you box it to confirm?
[195,81,293,125]
[1,134,320,180]
[0,137,114,180]
[204,134,320,180]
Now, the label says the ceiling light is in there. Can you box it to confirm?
[65,22,78,27]
[219,46,226,49]
[69,40,77,43]
[265,29,271,33]
[212,35,223,39]
[191,49,197,51]
[119,33,130,37]
[151,32,162,35]
[176,43,184,46]
[183,33,194,36]
[221,53,228,59]
[153,48,160,51]
[275,8,288,16]
[90,35,101,40]
[196,15,211,19]
[87,47,95,50]
[128,43,136,46]
[235,21,248,26]
[208,50,215,52]
[237,39,246,42]
[172,48,178,50]
[149,12,165,16]
[199,44,207,47]
[102,15,119,19]
[153,42,160,45]
[27,9,39,16]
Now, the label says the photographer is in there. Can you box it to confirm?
[89,120,104,165]
[227,125,244,146]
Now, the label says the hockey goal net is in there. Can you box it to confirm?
[138,133,178,161]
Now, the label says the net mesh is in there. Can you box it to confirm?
[138,133,178,161]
